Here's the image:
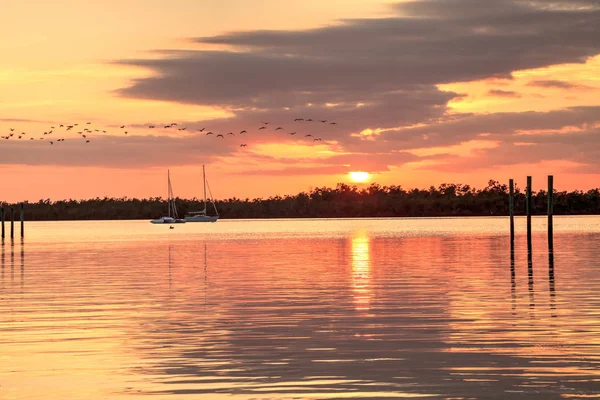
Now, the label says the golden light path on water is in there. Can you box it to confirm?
[1,217,600,399]
[351,231,371,312]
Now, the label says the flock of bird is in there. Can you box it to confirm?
[1,118,338,148]
[1,122,99,145]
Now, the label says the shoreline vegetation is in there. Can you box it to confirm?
[3,181,600,221]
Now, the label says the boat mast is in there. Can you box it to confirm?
[167,169,171,218]
[203,164,207,214]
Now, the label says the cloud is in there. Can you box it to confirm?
[415,126,600,173]
[526,79,592,89]
[117,0,600,110]
[6,0,598,175]
[382,106,600,149]
[487,89,522,98]
[111,1,600,169]
[0,133,238,168]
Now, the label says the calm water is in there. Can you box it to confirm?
[1,217,599,399]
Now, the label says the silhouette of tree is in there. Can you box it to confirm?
[1,182,599,220]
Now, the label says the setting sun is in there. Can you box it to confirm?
[349,171,370,183]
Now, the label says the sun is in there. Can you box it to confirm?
[349,171,370,183]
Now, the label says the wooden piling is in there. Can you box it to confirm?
[509,179,515,246]
[526,176,532,252]
[20,203,24,238]
[10,208,14,240]
[1,207,4,239]
[548,175,554,250]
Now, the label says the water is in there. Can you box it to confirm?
[1,217,599,399]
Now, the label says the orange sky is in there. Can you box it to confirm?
[1,0,599,202]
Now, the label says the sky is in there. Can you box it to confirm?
[1,0,599,202]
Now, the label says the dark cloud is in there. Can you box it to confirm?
[487,89,522,98]
[0,118,55,124]
[61,0,600,174]
[0,134,238,168]
[527,79,591,89]
[382,106,600,150]
[116,0,599,113]
[417,126,600,173]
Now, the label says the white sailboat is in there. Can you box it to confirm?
[151,170,186,224]
[185,165,219,223]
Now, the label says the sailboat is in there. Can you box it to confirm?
[184,165,219,223]
[151,170,186,224]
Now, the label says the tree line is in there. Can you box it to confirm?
[2,180,600,221]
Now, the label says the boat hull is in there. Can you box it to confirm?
[184,215,219,223]
[150,217,186,224]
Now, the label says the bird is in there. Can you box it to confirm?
[313,138,322,141]
[319,120,327,123]
[30,138,34,140]
[50,141,54,145]
[51,126,55,129]
[149,125,155,128]
[178,127,187,131]
[94,129,99,132]
[169,226,174,229]
[124,131,128,135]
[306,119,313,122]
[216,134,224,138]
[18,136,22,139]
[240,130,247,134]
[86,140,90,143]
[170,123,177,126]
[305,134,313,137]
[86,122,91,124]
[227,132,234,136]
[59,125,64,127]
[74,124,79,126]
[10,128,14,132]
[102,130,106,133]
[164,125,171,129]
[330,122,337,125]
[262,121,270,125]
[240,144,247,147]
[294,118,304,121]
[288,132,296,135]
[197,128,205,132]
[49,130,53,134]
[82,135,87,138]
[259,126,266,130]
[275,127,283,131]
[206,132,214,135]
[120,125,125,128]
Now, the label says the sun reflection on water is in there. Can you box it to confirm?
[351,231,371,312]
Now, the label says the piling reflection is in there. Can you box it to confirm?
[1,242,4,288]
[510,247,516,315]
[528,247,535,312]
[20,239,24,288]
[549,249,556,317]
[10,239,14,283]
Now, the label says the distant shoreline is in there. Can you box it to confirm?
[12,215,600,223]
[3,181,599,221]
